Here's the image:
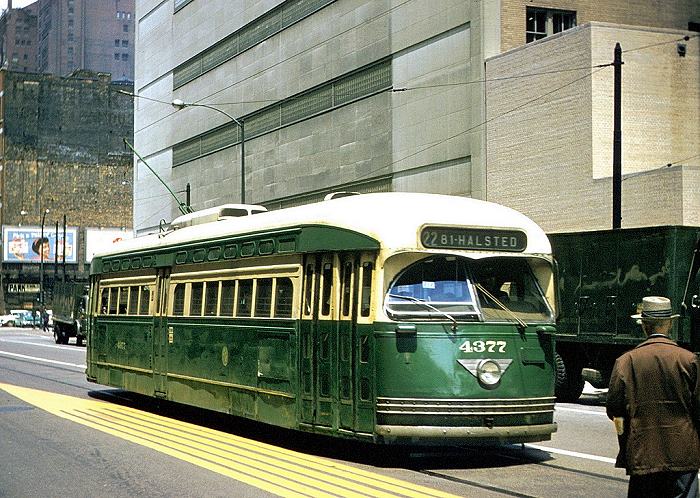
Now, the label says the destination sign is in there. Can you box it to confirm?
[421,227,527,252]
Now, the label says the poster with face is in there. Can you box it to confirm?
[2,226,78,263]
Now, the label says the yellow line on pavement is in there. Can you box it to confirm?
[94,405,455,498]
[0,383,461,498]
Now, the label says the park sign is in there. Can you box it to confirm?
[2,226,78,264]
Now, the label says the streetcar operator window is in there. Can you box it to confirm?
[385,255,552,323]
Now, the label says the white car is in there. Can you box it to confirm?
[0,313,17,327]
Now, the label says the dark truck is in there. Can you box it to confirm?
[549,226,700,401]
[52,282,89,346]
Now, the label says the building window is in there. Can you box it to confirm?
[121,53,129,61]
[526,7,576,43]
[114,53,120,60]
[123,24,129,32]
[121,40,128,47]
[115,39,120,47]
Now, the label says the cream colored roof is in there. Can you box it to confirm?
[97,193,551,258]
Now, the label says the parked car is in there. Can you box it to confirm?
[10,310,41,327]
[0,313,17,327]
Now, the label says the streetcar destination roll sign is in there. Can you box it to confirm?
[421,227,527,252]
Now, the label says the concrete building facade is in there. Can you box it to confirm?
[486,23,699,232]
[132,0,698,235]
[0,70,134,312]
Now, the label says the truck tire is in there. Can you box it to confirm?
[53,324,62,344]
[76,335,84,347]
[554,352,585,403]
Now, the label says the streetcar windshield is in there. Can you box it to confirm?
[385,255,553,323]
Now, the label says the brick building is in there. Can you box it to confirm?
[0,69,134,312]
[0,1,38,73]
[486,23,699,232]
[132,0,697,236]
[37,0,135,81]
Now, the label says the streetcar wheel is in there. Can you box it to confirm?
[554,352,584,403]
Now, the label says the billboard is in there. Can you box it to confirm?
[3,226,78,264]
[85,228,134,262]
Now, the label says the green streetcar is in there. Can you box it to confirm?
[86,192,557,444]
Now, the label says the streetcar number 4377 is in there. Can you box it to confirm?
[459,340,507,353]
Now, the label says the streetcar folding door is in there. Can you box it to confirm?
[153,268,170,397]
[300,253,359,432]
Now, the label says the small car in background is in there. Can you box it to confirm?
[0,313,17,327]
[10,310,41,327]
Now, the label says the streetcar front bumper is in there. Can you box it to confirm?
[375,422,557,444]
[375,396,557,445]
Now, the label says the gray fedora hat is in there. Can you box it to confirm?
[631,296,680,321]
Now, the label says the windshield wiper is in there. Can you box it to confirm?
[474,283,528,331]
[387,293,458,332]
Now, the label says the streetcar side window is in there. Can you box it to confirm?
[118,287,128,314]
[237,279,253,317]
[321,263,333,316]
[275,277,293,318]
[303,263,314,316]
[128,286,139,314]
[341,260,353,318]
[100,288,109,314]
[255,278,273,317]
[190,282,204,316]
[204,281,219,316]
[172,283,185,316]
[109,287,118,314]
[360,262,373,317]
[220,280,235,316]
[139,286,151,315]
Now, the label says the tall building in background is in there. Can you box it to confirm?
[37,0,135,81]
[0,70,134,312]
[0,1,39,73]
[132,0,697,235]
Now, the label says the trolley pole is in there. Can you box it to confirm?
[612,43,623,230]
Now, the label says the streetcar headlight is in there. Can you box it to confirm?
[476,359,502,386]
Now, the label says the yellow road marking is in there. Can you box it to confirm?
[0,383,461,498]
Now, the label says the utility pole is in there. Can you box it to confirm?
[612,43,623,229]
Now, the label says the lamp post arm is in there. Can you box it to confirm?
[123,138,193,215]
[191,103,243,128]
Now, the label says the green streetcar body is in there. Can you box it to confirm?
[86,193,557,445]
[549,225,700,400]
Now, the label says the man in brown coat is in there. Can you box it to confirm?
[607,296,700,497]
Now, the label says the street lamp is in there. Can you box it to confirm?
[171,99,246,204]
[39,208,50,309]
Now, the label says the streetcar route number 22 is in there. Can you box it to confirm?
[459,340,506,353]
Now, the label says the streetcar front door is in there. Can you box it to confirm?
[153,268,170,397]
[300,253,359,431]
[314,254,336,428]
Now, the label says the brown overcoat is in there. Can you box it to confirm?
[607,336,700,475]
